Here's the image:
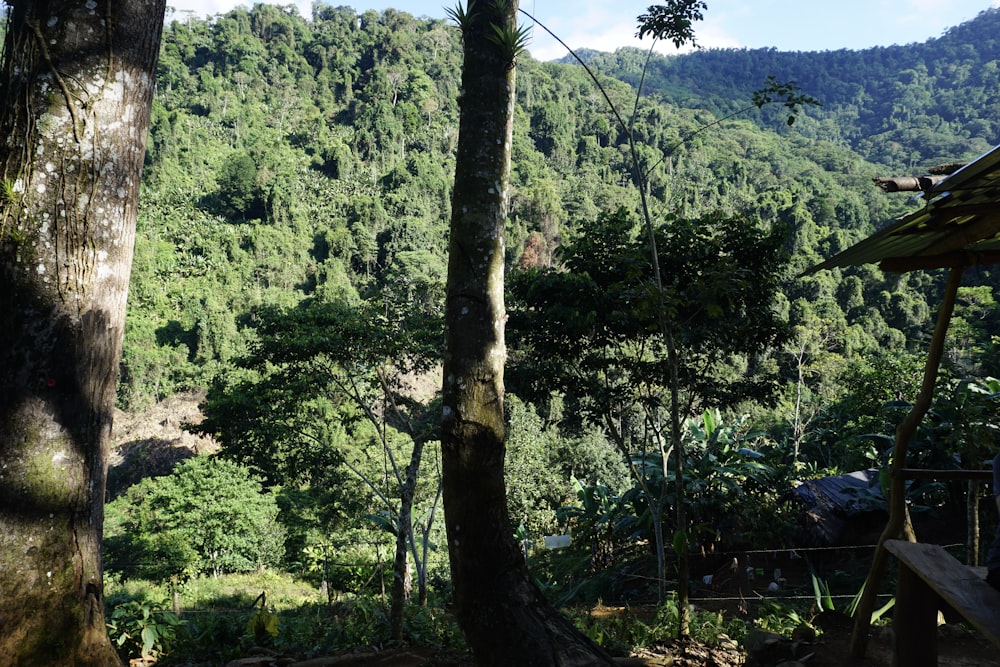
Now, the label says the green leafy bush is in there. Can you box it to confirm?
[216,151,263,219]
[105,456,285,579]
[107,599,185,662]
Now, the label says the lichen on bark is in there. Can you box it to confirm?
[0,2,165,664]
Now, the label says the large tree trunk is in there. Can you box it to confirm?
[0,2,165,664]
[440,2,613,664]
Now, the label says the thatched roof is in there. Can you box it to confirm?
[807,144,1000,274]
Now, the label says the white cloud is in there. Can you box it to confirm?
[526,4,731,61]
[688,21,743,50]
[166,1,310,20]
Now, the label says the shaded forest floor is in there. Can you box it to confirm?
[217,618,996,666]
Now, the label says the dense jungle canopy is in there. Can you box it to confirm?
[125,4,1000,417]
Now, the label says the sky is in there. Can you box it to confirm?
[167,0,1000,61]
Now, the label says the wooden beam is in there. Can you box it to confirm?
[874,175,948,192]
[892,554,940,667]
[885,539,1000,653]
[927,161,967,175]
[880,250,1000,272]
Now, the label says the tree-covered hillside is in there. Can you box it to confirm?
[578,7,1000,169]
[124,2,1000,414]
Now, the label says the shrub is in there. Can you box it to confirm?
[105,456,285,579]
[107,599,185,662]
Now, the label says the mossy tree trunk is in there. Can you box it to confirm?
[440,2,613,664]
[0,1,165,664]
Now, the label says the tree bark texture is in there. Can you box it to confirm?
[441,3,613,664]
[389,439,423,640]
[0,2,165,664]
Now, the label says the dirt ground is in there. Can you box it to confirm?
[805,614,997,667]
[628,607,998,667]
[212,601,1000,667]
[219,619,999,667]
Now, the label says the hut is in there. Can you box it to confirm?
[806,143,1000,657]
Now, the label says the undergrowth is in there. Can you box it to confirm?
[567,595,748,657]
[106,571,467,665]
[107,571,840,665]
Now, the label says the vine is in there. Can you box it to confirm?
[28,19,82,143]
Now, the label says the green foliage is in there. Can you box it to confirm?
[0,178,19,242]
[554,424,630,493]
[948,285,1000,376]
[803,349,924,470]
[104,457,285,578]
[681,411,792,549]
[567,598,744,653]
[910,376,1000,506]
[556,479,640,578]
[120,1,990,424]
[751,75,821,126]
[106,599,185,662]
[105,5,1000,657]
[636,1,707,48]
[591,8,1000,169]
[509,205,790,426]
[539,410,796,608]
[752,599,815,637]
[216,151,263,219]
[104,571,445,661]
[444,2,474,34]
[505,394,573,536]
[166,570,321,610]
[401,604,467,649]
[488,21,532,62]
[810,567,836,612]
[194,292,442,537]
[194,287,447,640]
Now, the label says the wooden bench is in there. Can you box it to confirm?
[884,539,1000,666]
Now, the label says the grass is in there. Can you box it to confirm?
[106,570,465,666]
[107,569,323,612]
[107,569,833,666]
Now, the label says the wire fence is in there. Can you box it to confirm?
[108,539,934,615]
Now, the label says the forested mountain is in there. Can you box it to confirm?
[112,8,1000,562]
[578,7,1000,169]
[128,3,1000,416]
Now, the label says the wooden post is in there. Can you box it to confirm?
[850,267,964,658]
[893,563,939,667]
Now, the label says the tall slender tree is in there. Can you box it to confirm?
[0,1,166,663]
[440,1,613,664]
